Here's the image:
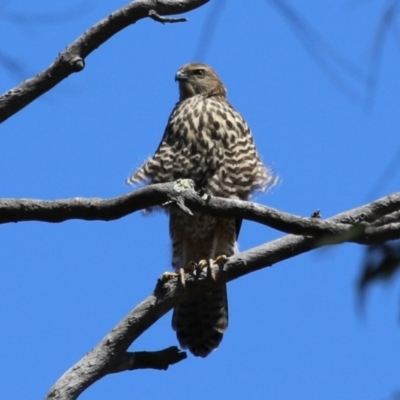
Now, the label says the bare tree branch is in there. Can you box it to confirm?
[0,0,209,124]
[45,194,400,399]
[371,210,400,226]
[42,234,318,399]
[1,182,400,240]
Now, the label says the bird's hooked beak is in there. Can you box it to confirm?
[175,69,188,82]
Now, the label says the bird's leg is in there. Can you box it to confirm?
[197,255,228,282]
[159,260,197,289]
[159,261,197,286]
[160,256,227,289]
[197,259,214,281]
[178,261,197,289]
[159,271,179,282]
[214,254,228,265]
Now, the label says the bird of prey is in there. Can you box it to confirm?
[128,63,274,357]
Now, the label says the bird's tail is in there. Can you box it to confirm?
[172,284,228,357]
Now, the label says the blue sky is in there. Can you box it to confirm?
[1,1,400,399]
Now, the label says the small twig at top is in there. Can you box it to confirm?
[148,10,188,24]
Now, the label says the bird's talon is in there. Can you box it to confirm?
[214,254,228,265]
[197,259,208,269]
[177,261,198,289]
[207,259,216,281]
[195,259,207,278]
[178,268,186,289]
[159,271,179,283]
[195,259,216,281]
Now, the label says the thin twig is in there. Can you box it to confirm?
[148,9,187,23]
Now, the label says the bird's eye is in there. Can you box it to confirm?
[193,69,205,78]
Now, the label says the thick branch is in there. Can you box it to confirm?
[45,234,313,399]
[45,201,400,399]
[370,210,400,226]
[1,183,400,240]
[0,0,209,124]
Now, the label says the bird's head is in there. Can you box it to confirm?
[175,63,227,101]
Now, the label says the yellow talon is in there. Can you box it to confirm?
[197,259,208,270]
[178,268,186,288]
[214,255,228,265]
[202,255,228,281]
[207,258,216,281]
[159,271,179,283]
[196,256,227,282]
[178,261,198,289]
[169,256,228,288]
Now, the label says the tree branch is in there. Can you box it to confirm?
[46,193,399,399]
[42,235,309,399]
[1,183,400,241]
[0,0,209,124]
